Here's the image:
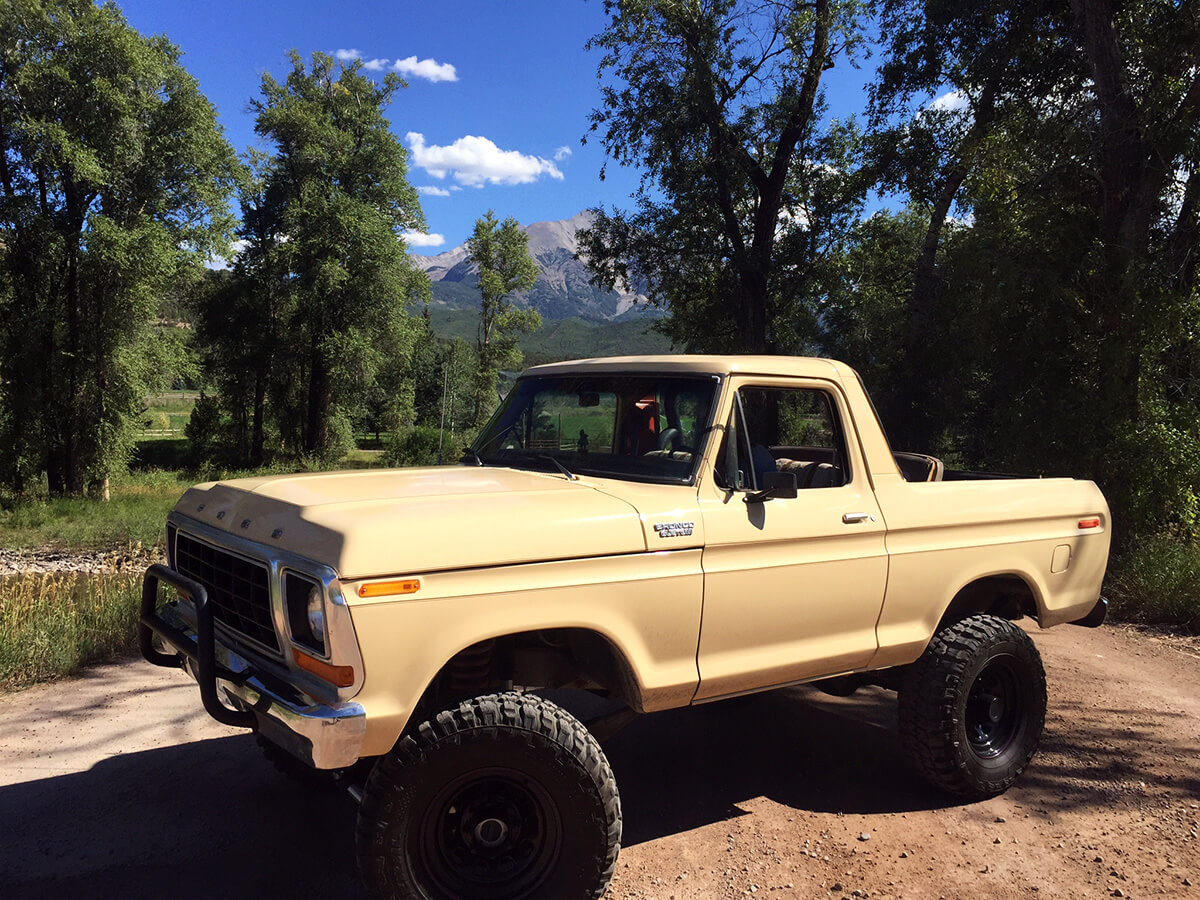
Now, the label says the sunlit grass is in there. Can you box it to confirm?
[0,471,188,551]
[0,572,142,691]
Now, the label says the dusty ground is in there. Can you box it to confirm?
[0,623,1196,899]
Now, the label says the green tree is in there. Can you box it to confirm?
[845,0,1200,543]
[194,152,291,466]
[249,51,427,462]
[467,211,540,426]
[580,0,865,353]
[0,0,236,495]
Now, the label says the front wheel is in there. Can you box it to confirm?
[899,614,1047,799]
[356,692,621,899]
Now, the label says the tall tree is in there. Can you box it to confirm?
[0,0,236,495]
[467,211,539,426]
[842,0,1200,543]
[580,0,865,353]
[194,152,288,465]
[248,52,428,461]
[869,0,1077,449]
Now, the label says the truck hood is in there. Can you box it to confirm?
[172,466,647,580]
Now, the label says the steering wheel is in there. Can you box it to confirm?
[657,427,683,452]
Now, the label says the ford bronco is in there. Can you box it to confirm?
[140,355,1110,899]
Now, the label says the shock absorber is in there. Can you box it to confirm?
[446,639,496,695]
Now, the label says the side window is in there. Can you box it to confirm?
[715,386,849,490]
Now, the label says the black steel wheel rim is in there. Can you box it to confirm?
[965,655,1025,759]
[417,766,563,898]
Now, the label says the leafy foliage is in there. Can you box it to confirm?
[822,0,1200,547]
[467,210,540,425]
[195,53,429,465]
[581,0,866,353]
[0,0,236,496]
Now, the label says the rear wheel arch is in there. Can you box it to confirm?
[935,574,1042,635]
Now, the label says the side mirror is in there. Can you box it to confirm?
[744,470,798,504]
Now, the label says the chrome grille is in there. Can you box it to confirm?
[173,532,279,653]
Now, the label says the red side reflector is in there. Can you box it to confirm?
[1078,517,1101,529]
[293,650,355,687]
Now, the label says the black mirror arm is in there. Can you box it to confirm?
[743,486,778,504]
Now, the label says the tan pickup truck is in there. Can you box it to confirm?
[140,355,1110,900]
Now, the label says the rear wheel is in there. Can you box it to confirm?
[899,614,1047,799]
[357,692,621,899]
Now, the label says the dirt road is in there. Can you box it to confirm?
[1,623,1196,899]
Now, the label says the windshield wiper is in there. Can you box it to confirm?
[537,455,577,481]
[460,447,484,467]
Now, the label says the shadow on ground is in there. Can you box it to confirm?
[0,732,363,899]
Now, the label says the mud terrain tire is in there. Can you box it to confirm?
[357,692,621,899]
[899,614,1047,799]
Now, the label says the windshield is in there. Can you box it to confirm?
[471,373,720,484]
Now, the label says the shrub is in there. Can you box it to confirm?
[384,426,451,468]
[1106,535,1200,633]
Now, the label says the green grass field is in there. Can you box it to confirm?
[140,391,198,438]
[0,470,189,551]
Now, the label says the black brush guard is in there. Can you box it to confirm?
[140,562,257,729]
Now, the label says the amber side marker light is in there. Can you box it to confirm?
[358,578,421,599]
[293,649,355,687]
[1078,517,1102,529]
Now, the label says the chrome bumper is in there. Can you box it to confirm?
[179,641,366,770]
[140,564,366,770]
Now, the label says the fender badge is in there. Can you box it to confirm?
[654,521,694,539]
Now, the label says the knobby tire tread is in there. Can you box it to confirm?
[898,614,1047,799]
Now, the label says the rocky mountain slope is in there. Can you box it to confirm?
[411,210,650,322]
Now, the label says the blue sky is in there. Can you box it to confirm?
[118,0,879,253]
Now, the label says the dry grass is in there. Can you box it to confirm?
[0,572,142,691]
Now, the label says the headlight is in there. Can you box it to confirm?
[284,572,326,656]
[306,585,326,643]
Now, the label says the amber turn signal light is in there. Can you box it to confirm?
[293,648,355,687]
[357,578,421,598]
[1078,517,1101,529]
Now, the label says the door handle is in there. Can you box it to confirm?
[842,512,874,524]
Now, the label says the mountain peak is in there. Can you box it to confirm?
[410,210,646,322]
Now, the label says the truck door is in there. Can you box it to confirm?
[694,378,888,700]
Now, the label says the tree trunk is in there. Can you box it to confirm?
[305,340,330,455]
[62,224,85,496]
[251,369,266,466]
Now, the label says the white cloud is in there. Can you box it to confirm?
[333,49,389,71]
[927,90,970,113]
[554,145,572,162]
[418,185,452,197]
[402,230,445,248]
[406,132,564,187]
[393,55,458,83]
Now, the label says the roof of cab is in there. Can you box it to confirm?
[523,354,848,379]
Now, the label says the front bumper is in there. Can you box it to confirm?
[140,564,366,769]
